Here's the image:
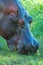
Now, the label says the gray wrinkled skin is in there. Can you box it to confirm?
[0,0,39,55]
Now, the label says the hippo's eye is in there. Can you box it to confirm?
[24,15,27,18]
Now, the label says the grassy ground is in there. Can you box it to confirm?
[0,0,43,65]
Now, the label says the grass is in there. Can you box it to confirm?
[0,0,43,65]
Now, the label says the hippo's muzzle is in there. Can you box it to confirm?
[17,27,39,55]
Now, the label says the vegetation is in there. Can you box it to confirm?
[0,0,43,65]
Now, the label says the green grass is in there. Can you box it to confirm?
[0,0,43,65]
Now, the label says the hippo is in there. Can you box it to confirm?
[0,0,39,55]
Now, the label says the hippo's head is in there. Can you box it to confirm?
[0,0,39,54]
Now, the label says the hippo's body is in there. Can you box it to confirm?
[0,0,39,54]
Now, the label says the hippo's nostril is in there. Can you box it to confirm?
[29,41,39,54]
[29,18,33,24]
